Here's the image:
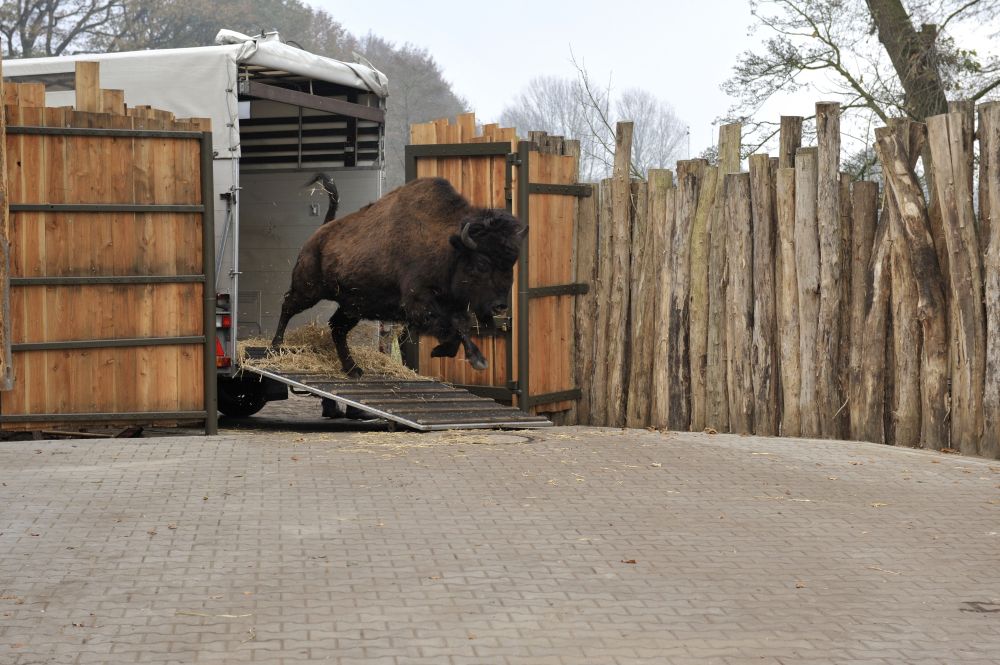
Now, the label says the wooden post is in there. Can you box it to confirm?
[794,147,820,437]
[706,123,740,432]
[776,168,800,436]
[779,116,803,169]
[838,173,853,435]
[981,101,1000,459]
[749,154,778,435]
[0,56,9,392]
[815,102,843,438]
[574,184,599,425]
[688,165,718,431]
[875,123,950,450]
[75,62,101,113]
[662,162,702,430]
[847,181,879,440]
[626,179,653,428]
[606,122,634,427]
[649,170,677,428]
[590,179,614,425]
[725,172,754,434]
[928,112,986,455]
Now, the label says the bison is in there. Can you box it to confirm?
[270,177,527,377]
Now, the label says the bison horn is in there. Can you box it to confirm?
[460,223,478,250]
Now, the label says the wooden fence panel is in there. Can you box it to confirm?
[0,83,210,430]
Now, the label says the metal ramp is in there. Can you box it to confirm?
[241,366,553,431]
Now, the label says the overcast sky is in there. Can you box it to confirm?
[311,0,789,154]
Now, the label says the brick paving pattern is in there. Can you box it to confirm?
[2,423,999,664]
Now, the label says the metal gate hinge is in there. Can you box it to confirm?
[506,154,522,166]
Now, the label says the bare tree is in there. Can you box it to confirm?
[0,0,125,57]
[724,0,1000,160]
[501,67,688,181]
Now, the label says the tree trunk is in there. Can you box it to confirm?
[865,0,949,120]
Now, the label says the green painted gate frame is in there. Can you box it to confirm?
[403,140,589,410]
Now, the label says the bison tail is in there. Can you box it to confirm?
[305,173,339,224]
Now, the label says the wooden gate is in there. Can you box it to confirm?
[404,114,588,414]
[0,66,217,433]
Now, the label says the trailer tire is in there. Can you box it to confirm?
[217,376,268,417]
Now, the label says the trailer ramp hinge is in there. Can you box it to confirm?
[506,154,522,166]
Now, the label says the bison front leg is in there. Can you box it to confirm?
[328,307,362,378]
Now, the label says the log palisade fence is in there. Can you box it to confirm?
[575,100,1000,460]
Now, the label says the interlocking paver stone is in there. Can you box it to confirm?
[1,421,999,664]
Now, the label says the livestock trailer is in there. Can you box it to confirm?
[3,30,389,416]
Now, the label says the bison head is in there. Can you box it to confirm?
[448,209,527,325]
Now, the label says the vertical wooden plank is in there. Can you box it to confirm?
[574,183,599,424]
[688,166,718,431]
[724,173,754,435]
[626,179,652,427]
[605,122,633,427]
[775,168,800,437]
[648,169,675,428]
[75,62,101,113]
[706,123,740,432]
[0,57,10,392]
[816,101,843,439]
[981,102,1000,459]
[847,181,879,441]
[664,163,700,431]
[749,154,778,435]
[794,147,820,438]
[590,179,614,425]
[888,181,922,447]
[927,112,986,455]
[837,172,853,436]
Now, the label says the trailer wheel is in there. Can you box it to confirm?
[217,376,268,417]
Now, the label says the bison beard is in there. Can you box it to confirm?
[270,177,527,378]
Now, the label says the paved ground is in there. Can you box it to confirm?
[2,413,999,663]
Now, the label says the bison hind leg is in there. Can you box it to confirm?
[271,289,321,348]
[329,308,362,378]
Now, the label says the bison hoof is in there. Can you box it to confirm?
[346,365,363,379]
[469,356,489,371]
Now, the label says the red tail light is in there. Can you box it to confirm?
[215,338,231,368]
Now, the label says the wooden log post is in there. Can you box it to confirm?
[688,165,718,431]
[856,205,892,445]
[981,101,1000,460]
[794,147,820,437]
[574,183,599,425]
[847,181,879,441]
[706,123,740,432]
[626,180,653,428]
[927,112,986,455]
[779,116,803,169]
[875,123,949,450]
[590,179,615,426]
[0,57,8,392]
[776,168,800,436]
[663,161,703,430]
[649,170,677,428]
[838,172,853,436]
[749,154,778,435]
[815,102,844,438]
[606,122,634,428]
[725,173,754,434]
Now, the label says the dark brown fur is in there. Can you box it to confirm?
[271,177,526,377]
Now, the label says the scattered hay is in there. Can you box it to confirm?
[237,321,422,379]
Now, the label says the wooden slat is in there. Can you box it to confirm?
[75,62,101,113]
